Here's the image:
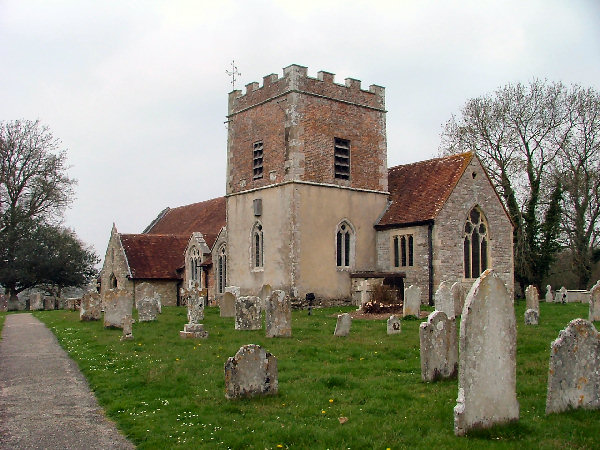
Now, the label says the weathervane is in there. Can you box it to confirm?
[226,60,241,90]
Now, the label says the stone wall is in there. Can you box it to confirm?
[134,280,178,307]
[99,225,134,300]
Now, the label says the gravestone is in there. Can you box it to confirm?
[120,314,134,341]
[181,287,204,321]
[259,284,272,308]
[525,285,539,313]
[357,280,372,310]
[30,293,43,311]
[103,289,133,329]
[235,296,262,330]
[419,310,457,381]
[224,344,278,399]
[137,295,160,322]
[454,270,519,436]
[545,285,554,303]
[434,281,454,319]
[65,298,78,311]
[590,280,600,322]
[43,296,55,310]
[451,282,466,317]
[403,285,421,318]
[0,295,7,312]
[334,313,352,336]
[387,315,402,334]
[180,293,208,339]
[558,286,568,304]
[265,290,291,338]
[136,282,162,313]
[220,286,239,318]
[524,308,539,325]
[546,319,600,414]
[80,292,102,321]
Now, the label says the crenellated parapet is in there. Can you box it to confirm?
[228,64,385,116]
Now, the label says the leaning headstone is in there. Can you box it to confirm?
[334,313,352,336]
[220,286,238,318]
[137,297,160,322]
[235,296,262,330]
[435,281,454,319]
[0,295,7,312]
[265,290,292,338]
[103,289,133,329]
[80,292,102,321]
[403,285,421,318]
[525,285,539,313]
[545,285,554,303]
[43,296,55,311]
[524,308,539,325]
[451,282,466,317]
[30,293,43,311]
[558,286,568,304]
[419,310,457,382]
[454,269,519,436]
[120,314,134,341]
[387,315,402,334]
[546,319,600,414]
[224,344,278,399]
[590,281,600,322]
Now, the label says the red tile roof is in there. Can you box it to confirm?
[120,234,190,279]
[145,197,226,239]
[376,152,473,228]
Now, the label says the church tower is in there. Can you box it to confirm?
[225,64,389,300]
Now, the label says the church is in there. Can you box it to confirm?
[99,64,514,307]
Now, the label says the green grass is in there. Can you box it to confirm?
[0,310,5,338]
[33,302,600,449]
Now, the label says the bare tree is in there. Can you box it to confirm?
[0,120,76,299]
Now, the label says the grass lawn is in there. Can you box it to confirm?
[0,311,5,338]
[33,301,599,449]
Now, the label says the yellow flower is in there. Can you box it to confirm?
[321,410,326,414]
[175,358,179,361]
[329,399,334,403]
[277,445,283,448]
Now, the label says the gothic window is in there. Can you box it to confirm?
[252,222,264,269]
[189,247,202,286]
[109,273,117,289]
[336,221,354,268]
[253,141,263,180]
[393,234,414,268]
[217,245,226,294]
[464,207,489,279]
[334,138,350,180]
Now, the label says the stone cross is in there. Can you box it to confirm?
[224,344,278,399]
[419,311,457,382]
[454,270,519,436]
[357,280,371,310]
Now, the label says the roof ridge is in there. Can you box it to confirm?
[388,152,472,172]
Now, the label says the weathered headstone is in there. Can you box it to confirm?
[524,308,539,325]
[403,285,421,318]
[451,282,466,317]
[43,296,55,311]
[387,315,402,334]
[120,314,134,341]
[435,281,454,319]
[558,286,568,304]
[334,313,352,336]
[181,287,205,321]
[30,293,43,311]
[357,280,372,310]
[235,296,262,330]
[0,294,7,312]
[180,292,208,339]
[80,292,102,321]
[454,269,519,436]
[258,284,272,308]
[265,290,291,338]
[545,285,554,303]
[65,298,78,311]
[546,319,600,414]
[224,344,278,399]
[137,296,160,322]
[136,282,162,312]
[103,289,133,329]
[419,310,457,381]
[525,285,539,313]
[220,286,239,318]
[589,280,600,322]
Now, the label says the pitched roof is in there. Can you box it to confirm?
[376,152,473,228]
[145,196,226,240]
[120,234,190,279]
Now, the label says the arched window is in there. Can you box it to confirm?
[252,222,264,269]
[336,221,354,268]
[189,247,201,284]
[217,245,227,294]
[109,273,117,289]
[464,207,489,279]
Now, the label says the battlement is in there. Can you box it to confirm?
[228,64,385,115]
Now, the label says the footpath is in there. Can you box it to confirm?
[0,313,134,449]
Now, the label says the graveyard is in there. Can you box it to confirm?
[0,299,594,449]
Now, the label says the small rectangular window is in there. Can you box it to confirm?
[393,236,399,267]
[253,141,263,180]
[334,138,350,180]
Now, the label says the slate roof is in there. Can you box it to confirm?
[145,196,226,238]
[120,234,190,279]
[376,152,473,228]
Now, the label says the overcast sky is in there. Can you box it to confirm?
[1,0,599,263]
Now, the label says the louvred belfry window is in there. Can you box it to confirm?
[334,138,350,180]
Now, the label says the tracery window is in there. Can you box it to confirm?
[464,207,489,279]
[393,234,413,268]
[217,245,226,294]
[252,222,264,269]
[189,246,202,285]
[336,221,354,268]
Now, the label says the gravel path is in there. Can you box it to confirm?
[0,313,135,449]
